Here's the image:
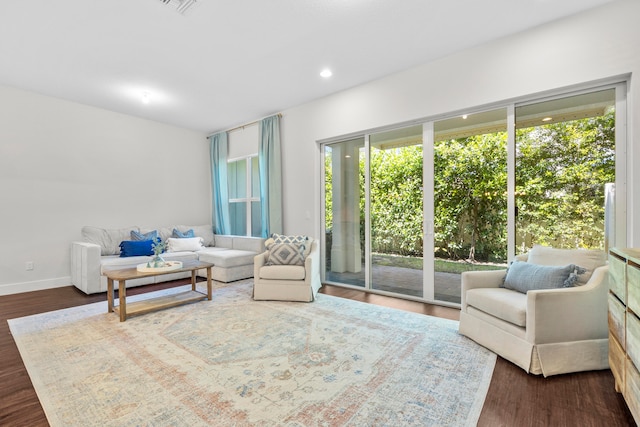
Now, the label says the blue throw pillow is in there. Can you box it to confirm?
[131,230,159,242]
[172,228,194,238]
[119,240,154,257]
[502,261,586,293]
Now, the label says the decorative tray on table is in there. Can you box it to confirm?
[136,261,183,273]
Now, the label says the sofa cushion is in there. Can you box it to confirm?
[119,240,154,257]
[82,225,139,255]
[466,288,527,327]
[166,237,204,252]
[526,245,606,285]
[503,262,585,293]
[180,225,215,247]
[198,249,257,268]
[259,265,306,280]
[159,251,199,263]
[266,242,305,266]
[232,236,265,252]
[214,235,233,249]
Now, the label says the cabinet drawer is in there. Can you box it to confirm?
[610,332,626,393]
[609,254,626,303]
[609,293,626,348]
[628,263,640,315]
[627,311,640,369]
[625,358,640,424]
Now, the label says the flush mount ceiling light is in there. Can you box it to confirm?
[320,69,333,78]
[141,91,150,105]
[160,0,199,15]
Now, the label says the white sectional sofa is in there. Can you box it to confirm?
[71,224,265,294]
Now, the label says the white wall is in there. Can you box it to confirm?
[278,0,639,246]
[0,85,209,294]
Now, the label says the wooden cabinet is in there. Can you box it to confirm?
[609,247,640,423]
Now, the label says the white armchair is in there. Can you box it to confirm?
[458,246,609,377]
[253,239,322,302]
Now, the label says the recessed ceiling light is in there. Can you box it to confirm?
[320,69,333,78]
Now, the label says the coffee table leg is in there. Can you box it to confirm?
[207,266,212,300]
[191,270,196,291]
[119,280,126,322]
[107,278,114,313]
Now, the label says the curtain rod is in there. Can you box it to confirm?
[206,113,282,138]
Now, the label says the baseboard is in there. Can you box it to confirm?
[0,276,71,296]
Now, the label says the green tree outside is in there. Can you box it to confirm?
[325,110,614,266]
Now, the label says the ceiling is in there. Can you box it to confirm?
[0,0,615,134]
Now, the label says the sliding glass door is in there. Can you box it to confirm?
[324,138,365,287]
[431,109,508,303]
[370,126,424,297]
[514,89,617,253]
[321,83,625,306]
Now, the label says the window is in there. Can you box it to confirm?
[228,155,262,237]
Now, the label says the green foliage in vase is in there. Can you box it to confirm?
[152,239,166,257]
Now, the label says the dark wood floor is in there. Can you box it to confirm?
[0,281,635,426]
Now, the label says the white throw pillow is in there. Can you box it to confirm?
[166,237,204,252]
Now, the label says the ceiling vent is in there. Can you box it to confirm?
[160,0,199,15]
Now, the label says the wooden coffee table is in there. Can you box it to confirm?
[104,260,214,322]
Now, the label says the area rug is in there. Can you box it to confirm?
[9,281,496,426]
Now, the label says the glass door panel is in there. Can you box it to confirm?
[369,126,424,297]
[514,89,616,253]
[324,138,366,287]
[432,109,508,304]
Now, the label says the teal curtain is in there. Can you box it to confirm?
[209,132,231,235]
[259,115,283,237]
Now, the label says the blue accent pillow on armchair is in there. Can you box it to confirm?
[119,240,154,257]
[502,261,586,293]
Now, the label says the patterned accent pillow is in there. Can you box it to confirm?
[173,228,195,238]
[271,233,309,244]
[266,242,306,266]
[131,229,159,242]
[270,234,311,258]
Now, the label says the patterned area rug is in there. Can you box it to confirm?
[9,281,496,426]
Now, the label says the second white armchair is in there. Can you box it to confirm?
[253,238,322,302]
[458,245,609,377]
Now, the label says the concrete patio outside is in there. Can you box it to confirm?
[325,265,465,304]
